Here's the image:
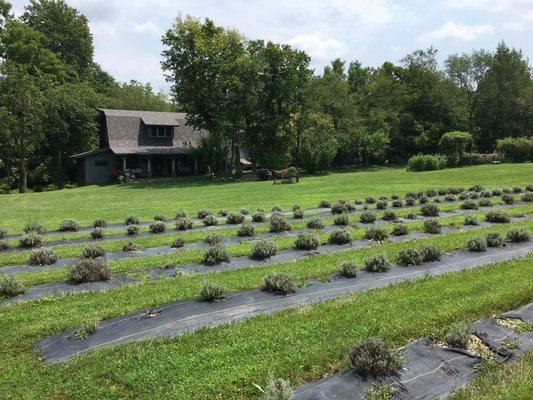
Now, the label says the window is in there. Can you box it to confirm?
[149,125,173,138]
[94,160,108,167]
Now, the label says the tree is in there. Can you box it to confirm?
[474,42,532,151]
[0,0,11,32]
[22,0,94,78]
[439,131,473,166]
[106,80,175,111]
[297,112,338,173]
[0,62,45,193]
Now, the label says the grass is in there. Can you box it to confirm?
[448,353,532,400]
[1,164,531,232]
[0,256,531,399]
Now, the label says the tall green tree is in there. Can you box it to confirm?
[21,0,94,78]
[106,80,175,112]
[0,62,45,193]
[0,0,11,32]
[296,111,338,173]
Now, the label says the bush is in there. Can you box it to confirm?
[197,209,212,219]
[19,233,42,249]
[423,219,441,234]
[0,275,26,297]
[444,322,470,349]
[458,192,468,200]
[334,214,350,226]
[469,185,484,192]
[425,189,438,197]
[495,136,533,162]
[420,204,439,217]
[420,244,442,262]
[0,240,9,250]
[122,241,139,251]
[306,218,324,229]
[506,227,530,243]
[149,221,166,233]
[365,196,375,204]
[364,227,388,241]
[460,200,478,210]
[521,192,533,202]
[59,219,80,232]
[406,213,417,220]
[91,228,105,239]
[237,224,255,237]
[24,221,46,235]
[171,237,185,248]
[271,204,282,212]
[502,187,511,194]
[226,212,245,224]
[480,190,492,198]
[28,248,58,266]
[153,214,166,222]
[125,215,139,225]
[466,237,487,252]
[338,261,358,278]
[381,211,397,221]
[269,214,291,233]
[486,232,505,247]
[439,131,473,166]
[81,244,106,258]
[93,219,107,228]
[203,215,218,226]
[252,212,266,222]
[407,154,446,172]
[294,232,320,250]
[199,282,226,302]
[364,254,392,272]
[375,200,388,210]
[492,189,502,196]
[359,211,376,224]
[468,192,479,199]
[240,208,250,215]
[259,373,293,400]
[251,240,277,260]
[418,195,428,204]
[204,234,224,245]
[202,244,230,265]
[68,259,111,283]
[396,248,423,266]
[464,214,478,226]
[262,273,295,294]
[501,194,515,204]
[478,198,492,207]
[331,202,348,214]
[347,338,401,377]
[318,200,331,208]
[175,210,187,219]
[292,209,304,219]
[444,194,456,202]
[0,227,6,239]
[127,224,140,235]
[328,229,352,245]
[292,204,301,211]
[391,199,403,208]
[485,210,511,223]
[405,197,415,206]
[391,224,409,236]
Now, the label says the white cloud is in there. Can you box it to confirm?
[288,32,348,62]
[133,20,161,36]
[420,21,493,43]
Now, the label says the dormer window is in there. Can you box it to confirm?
[148,125,173,138]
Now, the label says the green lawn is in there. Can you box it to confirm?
[1,163,531,232]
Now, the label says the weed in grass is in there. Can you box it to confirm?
[74,319,99,340]
[466,237,487,252]
[28,248,58,266]
[339,261,357,278]
[0,275,26,297]
[251,240,277,260]
[294,232,320,250]
[199,282,226,302]
[202,244,230,266]
[443,322,470,349]
[81,244,106,258]
[262,273,296,294]
[365,386,393,400]
[176,218,193,230]
[506,227,529,243]
[127,224,140,235]
[347,337,402,377]
[19,233,42,248]
[364,254,392,272]
[68,259,111,283]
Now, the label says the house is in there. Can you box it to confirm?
[70,109,207,184]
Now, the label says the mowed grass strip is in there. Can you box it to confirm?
[1,163,531,232]
[0,255,531,399]
[1,202,530,269]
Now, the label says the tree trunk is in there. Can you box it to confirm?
[56,145,62,185]
[18,158,27,194]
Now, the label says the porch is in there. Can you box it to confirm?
[121,154,198,179]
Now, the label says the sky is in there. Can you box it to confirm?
[9,0,533,92]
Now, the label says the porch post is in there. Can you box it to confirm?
[147,157,152,178]
[171,157,176,177]
[122,156,127,172]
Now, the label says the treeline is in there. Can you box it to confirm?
[163,17,533,173]
[0,0,174,193]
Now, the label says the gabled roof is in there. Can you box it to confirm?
[100,109,186,126]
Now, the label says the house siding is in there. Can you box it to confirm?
[83,150,117,184]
